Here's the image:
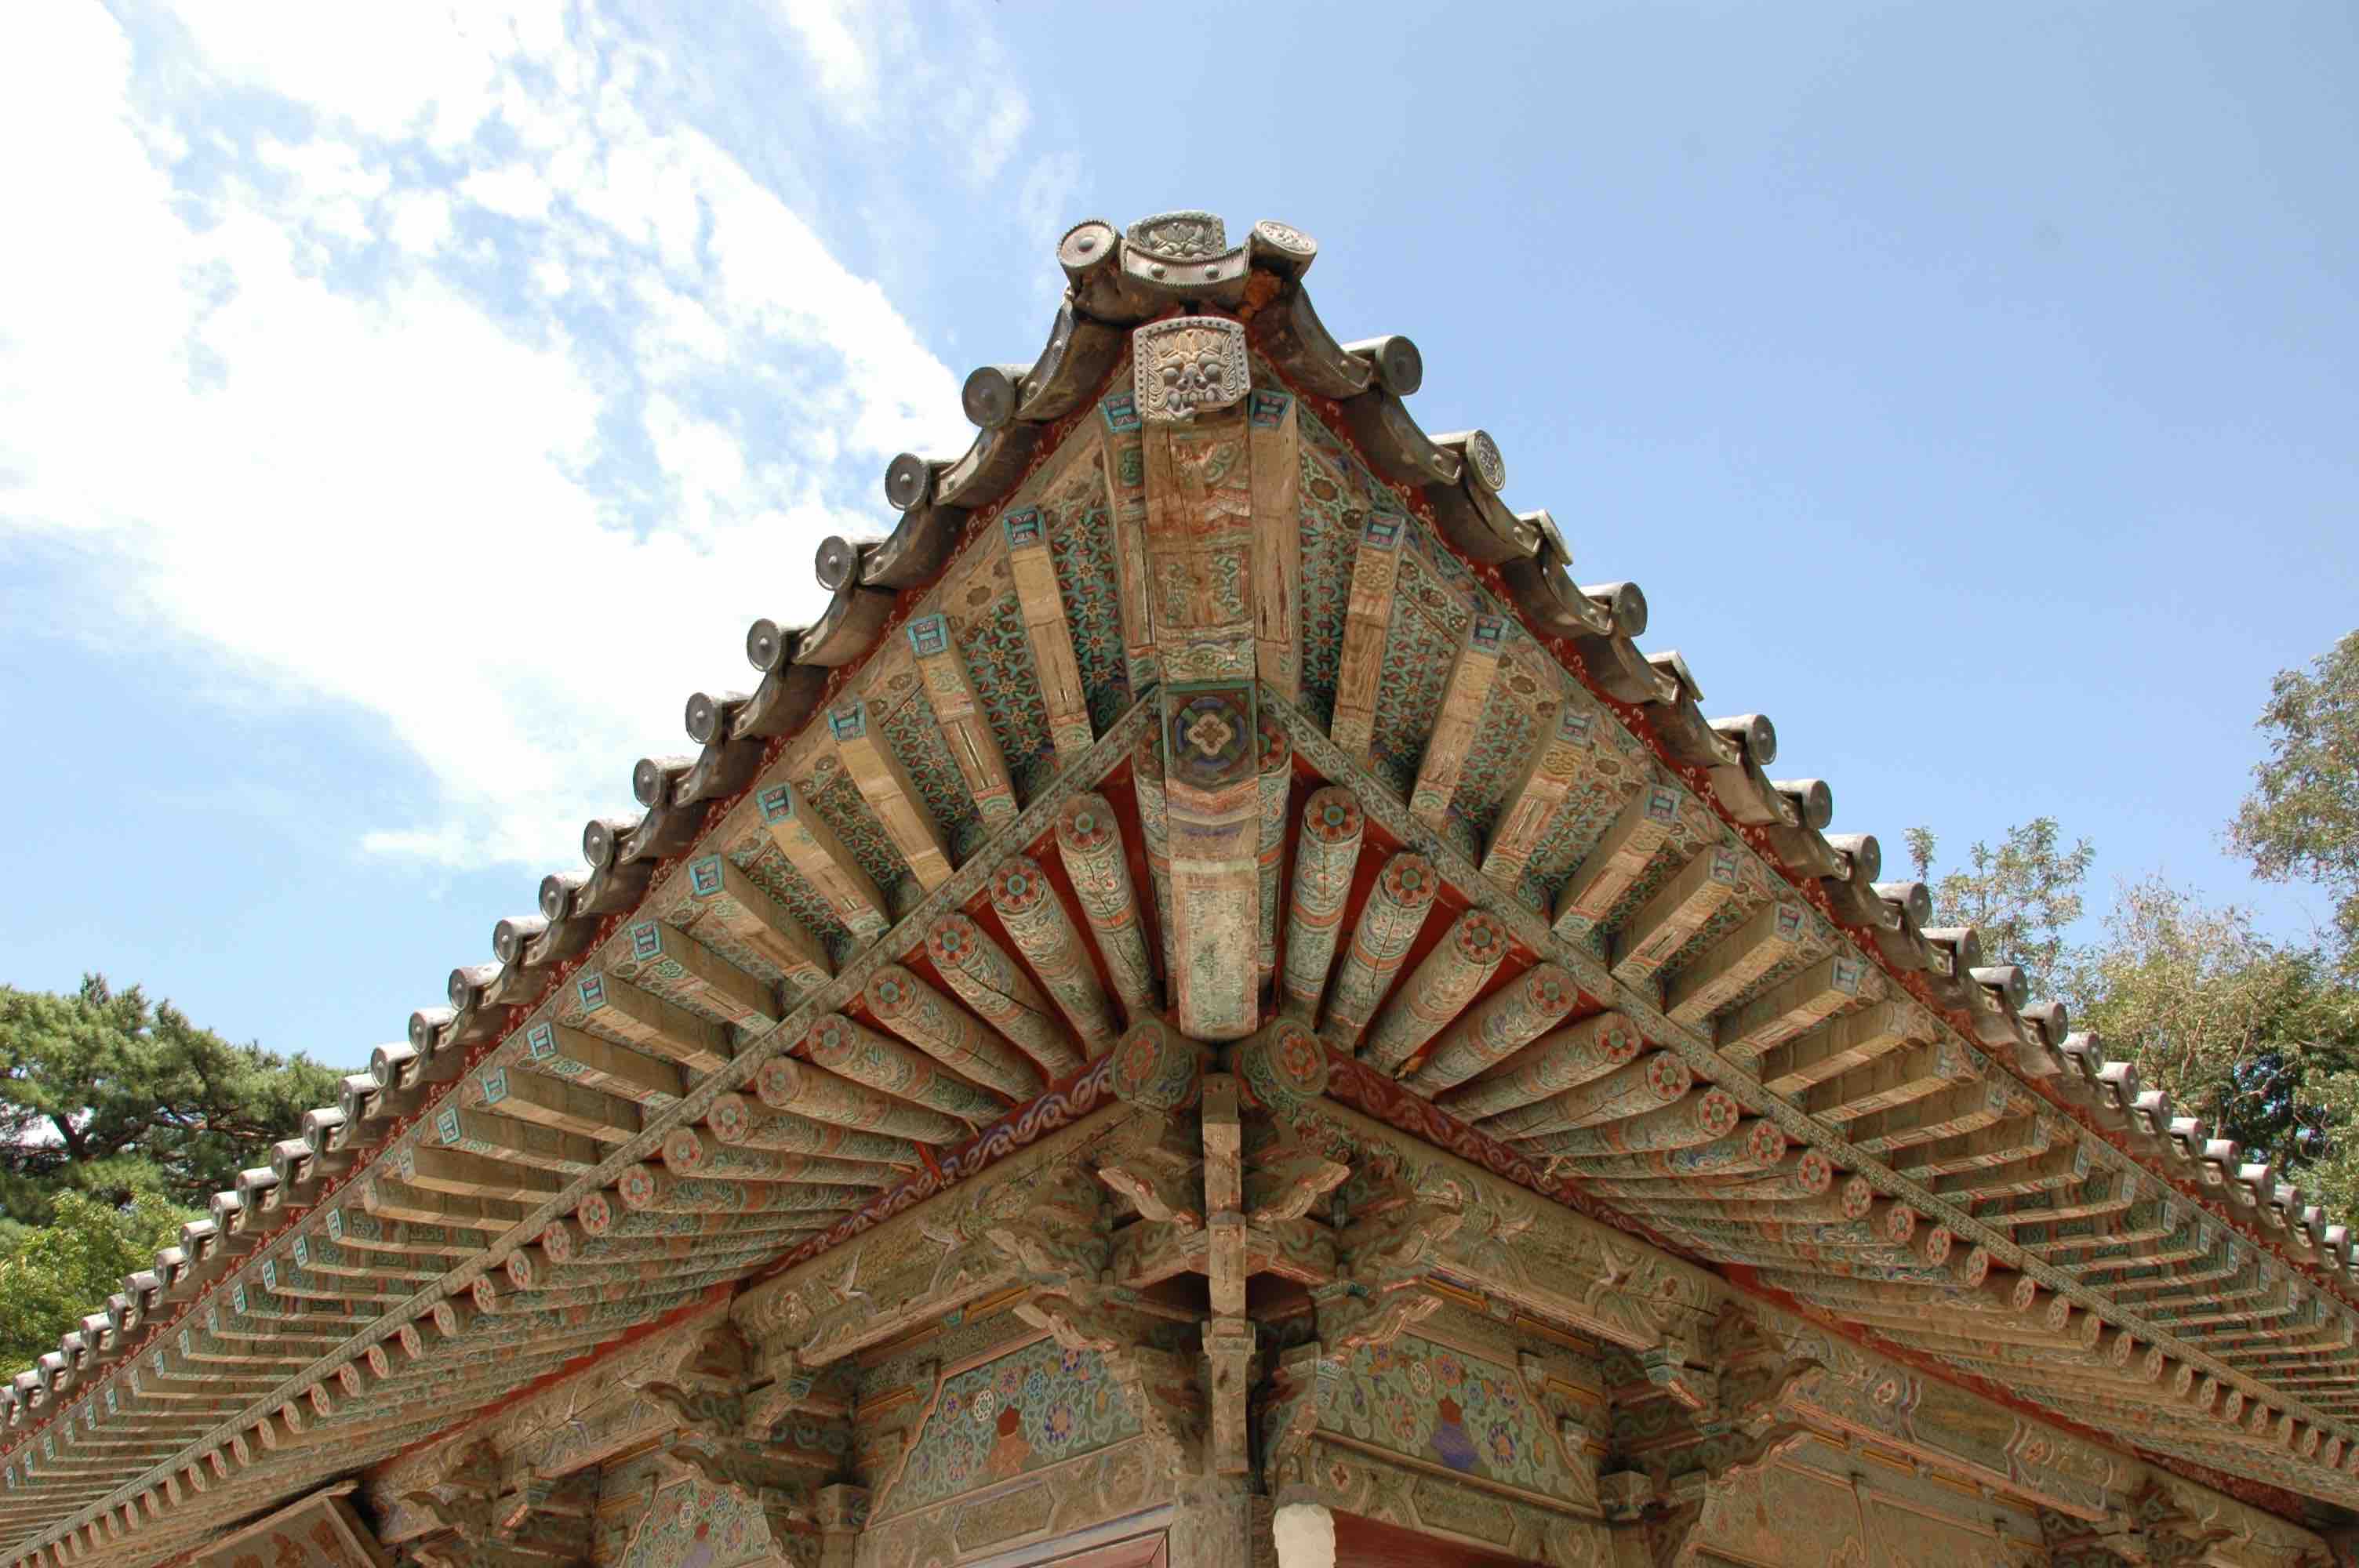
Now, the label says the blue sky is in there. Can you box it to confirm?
[2,2,2353,1069]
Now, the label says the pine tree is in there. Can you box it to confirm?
[0,975,344,1229]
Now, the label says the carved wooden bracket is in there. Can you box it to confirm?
[401,1437,594,1567]
[2034,1478,2234,1566]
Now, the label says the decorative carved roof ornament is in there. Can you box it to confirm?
[1127,210,1227,260]
[1133,317,1250,423]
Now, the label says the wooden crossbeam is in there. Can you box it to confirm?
[828,698,954,891]
[521,1021,685,1106]
[1329,511,1406,760]
[1609,847,1743,984]
[1001,507,1094,760]
[1408,613,1507,829]
[682,851,832,996]
[468,1062,640,1143]
[1480,705,1598,889]
[905,614,1019,829]
[1552,781,1682,938]
[754,779,890,943]
[566,971,732,1073]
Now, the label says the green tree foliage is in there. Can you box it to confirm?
[1904,822,2359,1205]
[0,976,343,1229]
[1904,818,2094,1001]
[0,1192,191,1375]
[2068,878,2357,1192]
[1899,636,2359,1210]
[2230,630,2359,969]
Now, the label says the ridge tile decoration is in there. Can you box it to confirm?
[5,209,2354,1568]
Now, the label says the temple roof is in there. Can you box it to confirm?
[4,208,2355,1563]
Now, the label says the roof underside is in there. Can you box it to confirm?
[4,208,2354,1563]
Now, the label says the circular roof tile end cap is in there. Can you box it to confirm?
[884,452,933,512]
[961,365,1027,430]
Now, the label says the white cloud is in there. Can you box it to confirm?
[780,0,882,123]
[0,1,1047,876]
[459,163,553,222]
[773,0,1045,187]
